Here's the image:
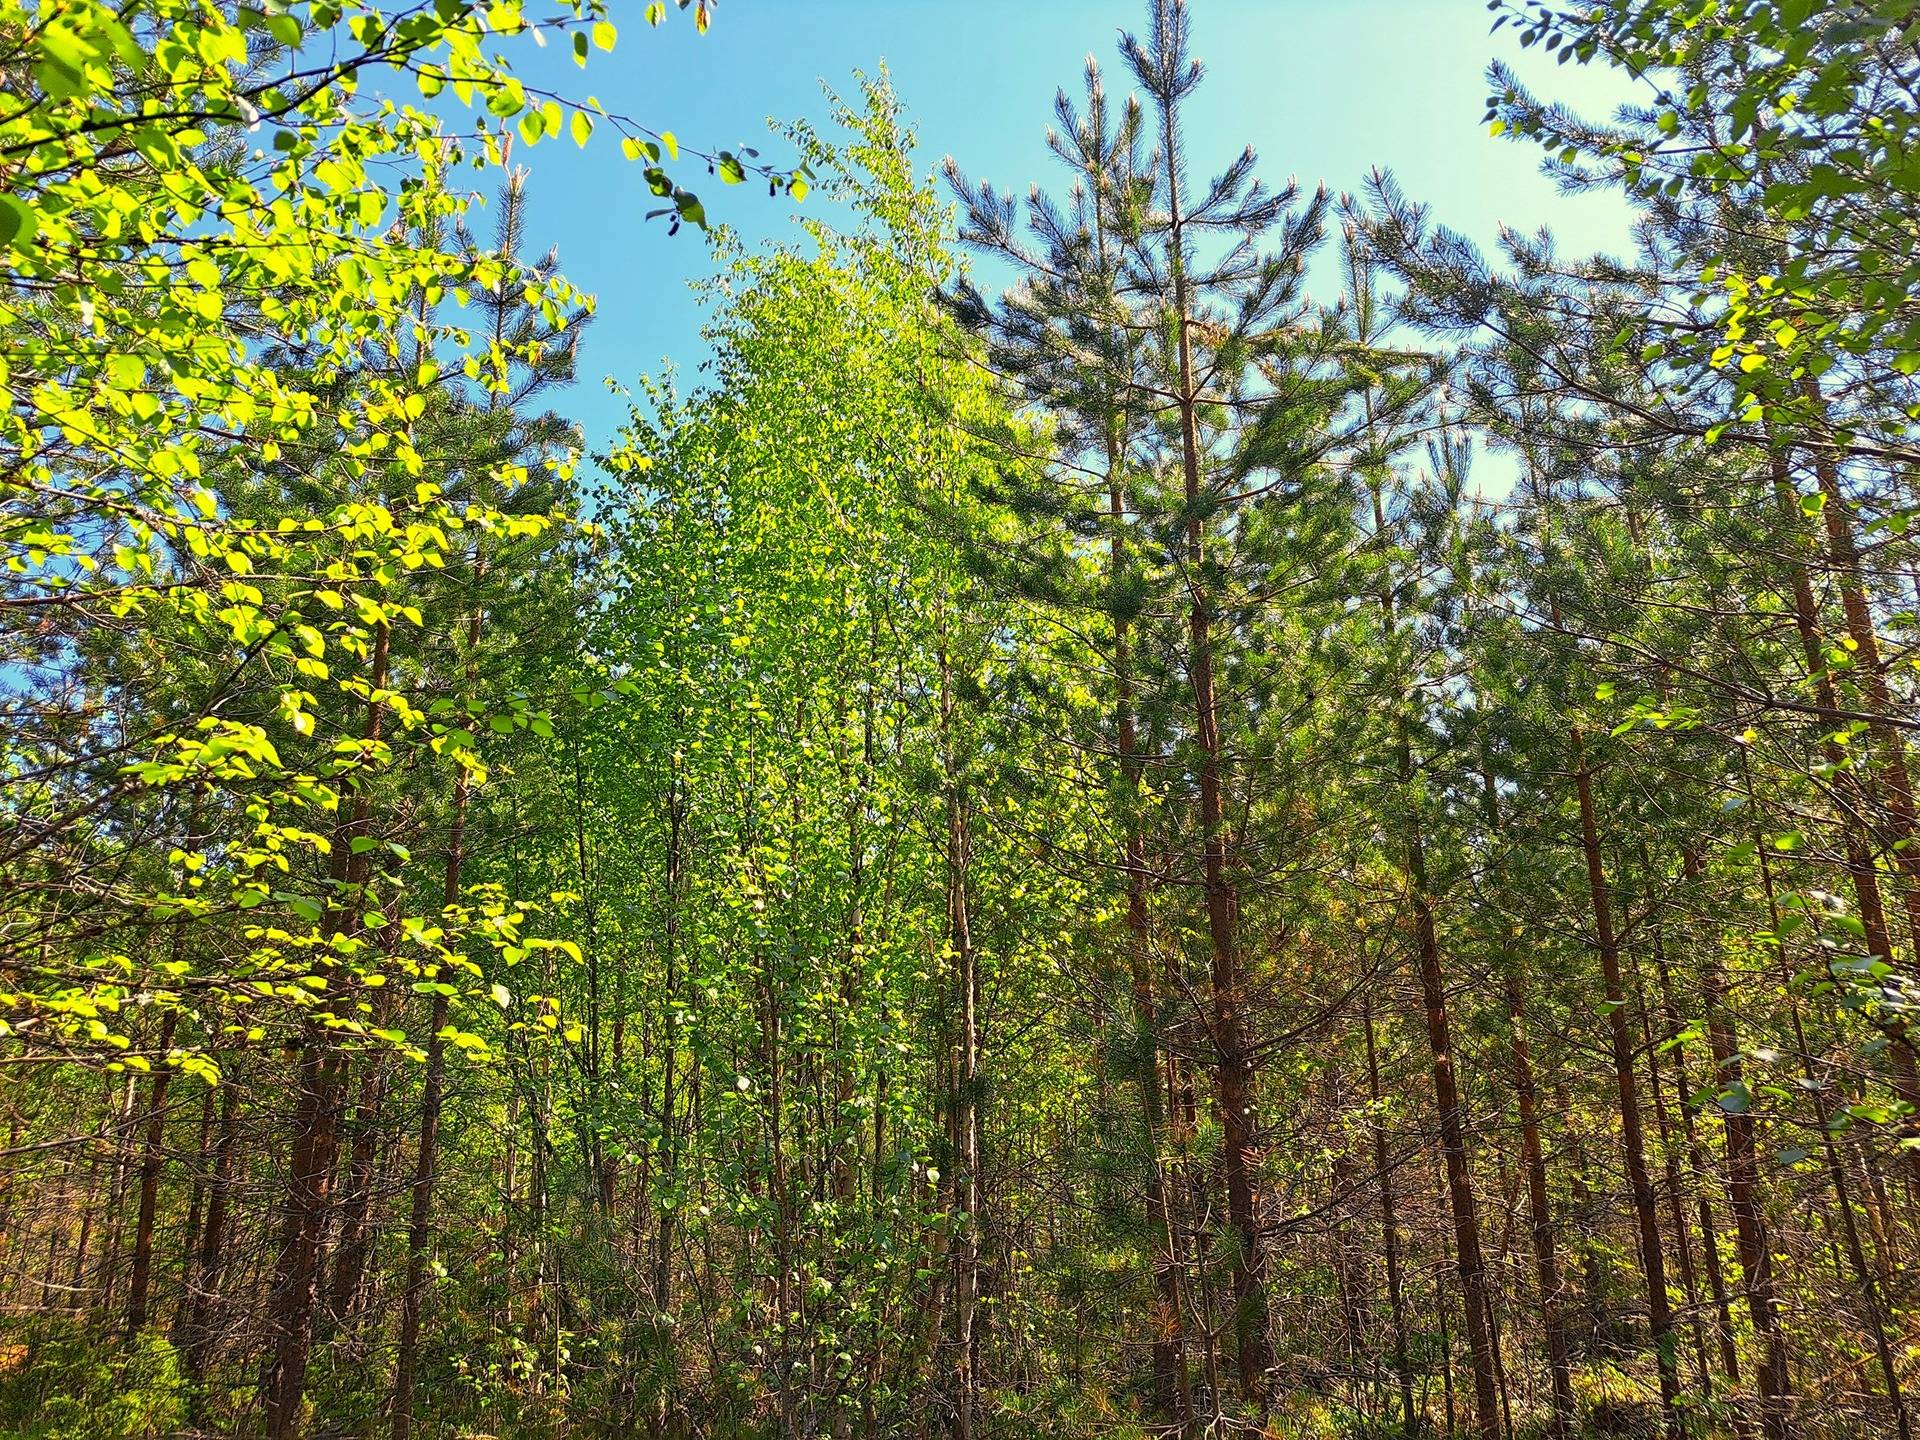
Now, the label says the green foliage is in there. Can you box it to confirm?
[6,4,1920,1439]
[0,1326,185,1440]
[557,76,1105,1428]
[1489,0,1920,447]
[0,0,808,1079]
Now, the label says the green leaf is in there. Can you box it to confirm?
[0,195,38,249]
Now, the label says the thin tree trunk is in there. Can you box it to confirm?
[1374,538,1498,1436]
[1646,932,1745,1416]
[95,1073,139,1319]
[1406,823,1501,1440]
[1635,963,1715,1397]
[939,631,981,1440]
[126,792,204,1335]
[1503,964,1575,1440]
[392,596,482,1440]
[1474,739,1575,1440]
[1364,994,1417,1434]
[1805,408,1920,969]
[1569,725,1682,1438]
[653,762,685,1321]
[329,937,399,1328]
[183,1077,240,1395]
[66,1145,102,1314]
[1701,946,1793,1440]
[262,1041,349,1438]
[172,1082,215,1344]
[1654,848,1785,1439]
[1155,82,1268,1401]
[1107,421,1191,1430]
[1436,1241,1457,1438]
[123,1011,176,1336]
[264,620,390,1440]
[1800,432,1920,1142]
[1769,456,1920,1121]
[1748,805,1907,1440]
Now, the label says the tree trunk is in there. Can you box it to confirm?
[183,1076,240,1396]
[123,1011,176,1336]
[653,762,686,1321]
[1406,837,1501,1440]
[127,790,209,1336]
[1767,447,1920,1125]
[1364,994,1417,1434]
[1645,929,1745,1416]
[1155,83,1268,1403]
[262,1042,349,1438]
[1634,960,1714,1398]
[329,945,399,1328]
[1672,852,1792,1439]
[1107,422,1191,1428]
[1377,480,1497,1438]
[1569,727,1682,1438]
[171,1082,215,1344]
[264,620,391,1439]
[1805,406,1920,975]
[393,593,483,1440]
[1504,965,1574,1440]
[939,632,981,1440]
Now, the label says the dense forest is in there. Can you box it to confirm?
[4,1,1920,1437]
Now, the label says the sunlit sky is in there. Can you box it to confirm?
[484,0,1644,487]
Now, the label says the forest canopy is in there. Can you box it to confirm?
[3,1,1920,1438]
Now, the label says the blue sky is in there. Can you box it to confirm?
[496,0,1641,473]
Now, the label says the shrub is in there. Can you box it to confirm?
[0,1325,186,1440]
